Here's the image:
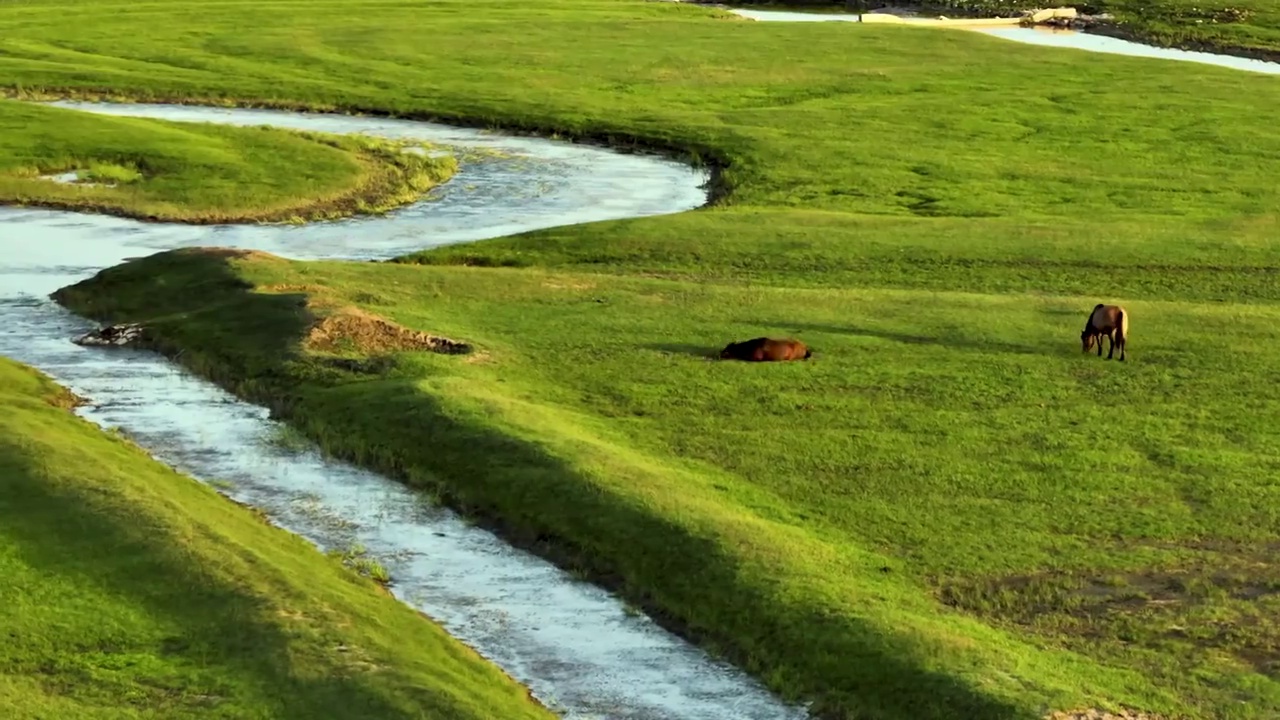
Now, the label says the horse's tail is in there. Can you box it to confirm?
[1117,307,1128,340]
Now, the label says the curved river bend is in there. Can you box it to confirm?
[0,101,812,720]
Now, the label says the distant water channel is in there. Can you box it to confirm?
[729,8,1280,75]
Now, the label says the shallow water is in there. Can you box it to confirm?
[976,26,1280,75]
[730,8,1280,75]
[0,103,808,720]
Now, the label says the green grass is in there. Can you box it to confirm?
[0,356,554,720]
[5,0,1280,718]
[54,245,1280,720]
[0,99,457,223]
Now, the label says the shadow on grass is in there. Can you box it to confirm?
[747,320,1052,357]
[643,342,719,359]
[287,377,1032,720]
[55,248,1034,720]
[0,439,436,720]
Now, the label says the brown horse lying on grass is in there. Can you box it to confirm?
[720,337,811,362]
[1081,303,1128,361]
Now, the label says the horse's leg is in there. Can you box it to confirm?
[1096,333,1103,357]
[1118,334,1126,362]
[1106,330,1115,360]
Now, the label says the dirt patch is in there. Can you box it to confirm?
[1045,710,1170,720]
[939,559,1280,676]
[178,247,281,263]
[541,278,597,291]
[73,322,149,347]
[305,307,471,356]
[260,283,333,295]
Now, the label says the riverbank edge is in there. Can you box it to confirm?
[2,88,730,209]
[0,355,557,719]
[717,2,1280,64]
[51,269,825,717]
[0,107,460,225]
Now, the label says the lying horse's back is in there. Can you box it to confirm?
[720,337,811,362]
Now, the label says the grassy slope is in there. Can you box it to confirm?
[0,99,456,223]
[2,0,1278,718]
[0,356,554,720]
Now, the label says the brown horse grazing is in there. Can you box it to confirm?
[1081,303,1128,361]
[719,337,812,362]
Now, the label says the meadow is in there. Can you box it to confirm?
[0,356,554,719]
[4,0,1280,718]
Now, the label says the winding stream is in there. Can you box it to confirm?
[0,103,813,720]
[2,19,1275,718]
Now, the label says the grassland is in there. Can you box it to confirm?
[4,0,1280,718]
[0,99,456,223]
[0,356,554,719]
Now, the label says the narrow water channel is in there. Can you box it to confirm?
[0,102,810,720]
[729,8,1280,75]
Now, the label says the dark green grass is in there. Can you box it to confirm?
[55,248,1280,719]
[5,0,1280,718]
[0,356,554,719]
[0,99,456,223]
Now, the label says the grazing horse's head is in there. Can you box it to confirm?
[1080,330,1095,352]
